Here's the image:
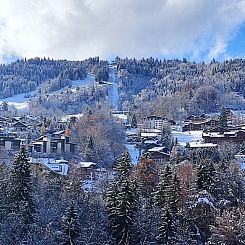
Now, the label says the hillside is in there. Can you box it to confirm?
[1,57,245,118]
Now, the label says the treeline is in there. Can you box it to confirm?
[0,141,244,244]
[3,56,245,119]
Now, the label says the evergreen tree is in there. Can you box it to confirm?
[106,151,137,244]
[219,106,228,128]
[170,143,182,165]
[157,208,177,245]
[83,135,96,162]
[190,190,216,244]
[155,166,180,214]
[60,205,80,245]
[196,159,216,195]
[114,151,132,179]
[7,147,35,242]
[131,113,138,128]
[8,147,34,217]
[154,166,181,244]
[161,125,173,150]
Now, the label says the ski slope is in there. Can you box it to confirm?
[0,74,95,111]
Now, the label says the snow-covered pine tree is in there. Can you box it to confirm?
[7,146,35,242]
[106,151,137,244]
[191,190,216,244]
[157,208,177,245]
[219,106,228,128]
[106,181,119,230]
[131,113,138,128]
[196,159,216,195]
[83,135,96,162]
[8,146,34,217]
[114,151,133,180]
[172,174,181,214]
[155,165,180,214]
[161,125,173,150]
[60,205,80,245]
[154,166,181,244]
[113,179,137,245]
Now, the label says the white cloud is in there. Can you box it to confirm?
[0,0,245,62]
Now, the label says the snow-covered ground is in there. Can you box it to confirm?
[0,74,95,111]
[172,130,203,147]
[109,65,119,110]
[125,128,140,165]
[125,143,139,166]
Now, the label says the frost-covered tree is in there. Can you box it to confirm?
[157,208,178,245]
[131,113,138,128]
[60,205,81,245]
[210,207,245,244]
[7,147,35,242]
[83,135,96,162]
[106,151,137,245]
[155,166,180,214]
[114,151,132,179]
[154,166,181,244]
[219,106,228,128]
[196,159,216,195]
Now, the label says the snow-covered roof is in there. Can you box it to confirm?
[44,163,69,176]
[32,141,43,145]
[189,141,218,148]
[148,147,166,152]
[112,113,128,122]
[143,139,158,144]
[79,162,98,168]
[29,157,68,164]
[29,157,69,175]
[202,132,224,137]
[141,132,158,138]
[235,154,245,158]
[53,130,65,135]
[60,113,83,123]
[141,129,162,133]
[52,159,69,164]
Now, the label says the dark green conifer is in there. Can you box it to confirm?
[219,106,228,128]
[131,113,137,128]
[61,205,80,245]
[106,151,137,245]
[8,146,35,242]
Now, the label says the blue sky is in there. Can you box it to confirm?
[226,23,245,59]
[0,0,245,63]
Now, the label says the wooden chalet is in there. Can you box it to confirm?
[202,130,245,144]
[78,162,99,180]
[182,119,219,132]
[147,146,170,164]
[12,121,28,131]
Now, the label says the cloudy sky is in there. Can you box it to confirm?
[0,0,245,62]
